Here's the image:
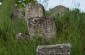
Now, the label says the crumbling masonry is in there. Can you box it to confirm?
[25,3,56,39]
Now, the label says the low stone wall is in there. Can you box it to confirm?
[36,44,71,55]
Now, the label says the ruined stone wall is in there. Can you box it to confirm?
[28,17,56,39]
[36,44,71,55]
[50,5,69,16]
[25,3,56,39]
[25,3,45,21]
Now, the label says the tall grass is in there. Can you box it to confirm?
[53,9,85,55]
[0,0,85,55]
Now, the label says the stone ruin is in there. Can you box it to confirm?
[36,43,71,55]
[50,5,69,16]
[11,6,25,19]
[27,16,56,39]
[25,3,45,20]
[25,3,56,39]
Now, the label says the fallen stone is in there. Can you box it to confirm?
[36,43,71,55]
[16,32,30,41]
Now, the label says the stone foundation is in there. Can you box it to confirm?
[36,44,71,55]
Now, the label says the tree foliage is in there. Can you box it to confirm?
[16,0,37,8]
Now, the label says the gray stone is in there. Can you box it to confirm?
[50,5,69,16]
[25,3,45,21]
[28,16,56,39]
[36,44,71,55]
[25,3,56,39]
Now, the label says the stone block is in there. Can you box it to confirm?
[25,3,56,39]
[36,44,71,55]
[28,16,56,39]
[25,3,45,21]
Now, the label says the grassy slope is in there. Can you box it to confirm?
[0,0,85,55]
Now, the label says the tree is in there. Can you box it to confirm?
[16,0,37,8]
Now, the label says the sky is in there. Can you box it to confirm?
[0,0,85,12]
[37,0,85,12]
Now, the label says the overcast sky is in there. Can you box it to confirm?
[0,0,85,12]
[37,0,85,12]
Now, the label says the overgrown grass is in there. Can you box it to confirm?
[0,0,85,55]
[53,9,85,55]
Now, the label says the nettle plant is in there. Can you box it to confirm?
[16,0,37,8]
